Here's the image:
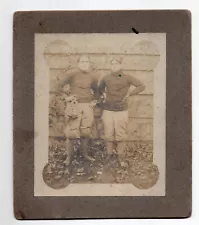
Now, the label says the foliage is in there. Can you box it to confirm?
[43,139,158,189]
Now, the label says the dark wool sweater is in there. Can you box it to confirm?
[64,70,98,103]
[99,72,145,111]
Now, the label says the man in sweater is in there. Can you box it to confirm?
[98,57,145,167]
[62,55,98,165]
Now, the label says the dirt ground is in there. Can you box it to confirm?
[42,138,159,190]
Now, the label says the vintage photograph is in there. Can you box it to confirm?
[34,33,166,196]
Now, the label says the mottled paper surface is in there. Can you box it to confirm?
[34,33,166,196]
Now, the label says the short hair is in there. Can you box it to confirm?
[77,54,90,63]
[110,59,121,64]
[110,56,123,64]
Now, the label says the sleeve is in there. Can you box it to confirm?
[98,77,106,96]
[126,74,145,95]
[63,70,73,84]
[91,77,99,99]
[61,68,79,85]
[127,74,145,87]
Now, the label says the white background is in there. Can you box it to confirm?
[0,0,198,224]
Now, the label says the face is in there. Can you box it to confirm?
[78,55,90,72]
[110,60,122,73]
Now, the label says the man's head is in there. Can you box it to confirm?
[110,58,122,73]
[78,55,90,72]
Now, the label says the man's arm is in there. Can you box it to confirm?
[59,69,78,94]
[98,77,106,96]
[128,75,145,96]
[91,77,100,100]
[62,68,77,85]
[122,75,145,102]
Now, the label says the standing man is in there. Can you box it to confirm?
[62,55,98,165]
[99,57,145,167]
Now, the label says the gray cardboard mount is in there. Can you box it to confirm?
[13,10,192,219]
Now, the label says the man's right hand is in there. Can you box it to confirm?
[122,93,130,102]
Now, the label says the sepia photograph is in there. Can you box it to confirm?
[13,10,191,219]
[34,33,166,196]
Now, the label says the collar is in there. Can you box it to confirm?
[111,70,123,76]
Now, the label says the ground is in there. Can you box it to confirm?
[43,138,159,190]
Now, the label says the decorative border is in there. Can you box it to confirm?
[13,10,191,219]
